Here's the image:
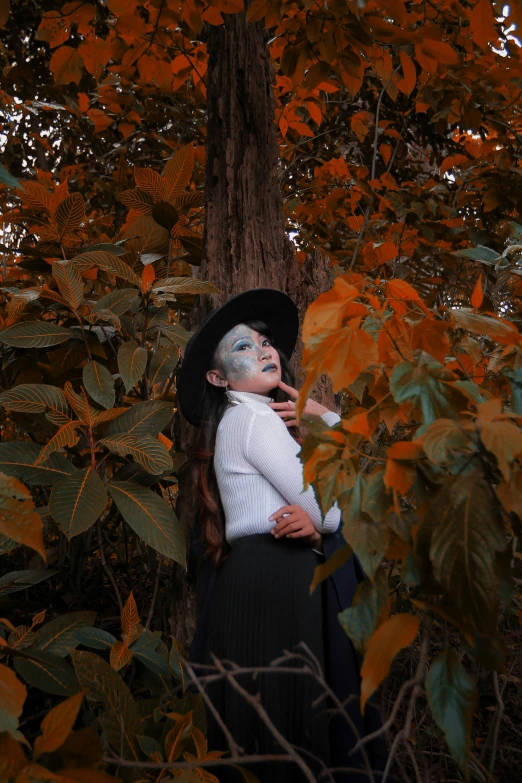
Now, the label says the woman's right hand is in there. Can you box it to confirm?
[269,504,322,545]
[269,380,331,427]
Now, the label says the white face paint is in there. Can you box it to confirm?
[209,323,282,394]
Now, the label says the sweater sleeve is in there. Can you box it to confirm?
[245,408,341,532]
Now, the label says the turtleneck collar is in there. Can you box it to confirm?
[227,389,273,406]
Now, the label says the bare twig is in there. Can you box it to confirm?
[211,654,318,783]
[182,658,240,759]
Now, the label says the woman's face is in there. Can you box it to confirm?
[206,324,281,394]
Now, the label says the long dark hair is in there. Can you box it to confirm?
[191,319,298,566]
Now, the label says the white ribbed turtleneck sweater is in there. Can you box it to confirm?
[214,389,342,545]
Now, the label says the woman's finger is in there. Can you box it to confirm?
[272,514,300,534]
[278,380,298,398]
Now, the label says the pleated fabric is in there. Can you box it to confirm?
[202,534,331,783]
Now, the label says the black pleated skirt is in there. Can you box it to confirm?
[201,533,334,783]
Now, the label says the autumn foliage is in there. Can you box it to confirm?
[0,0,521,781]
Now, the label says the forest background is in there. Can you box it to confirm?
[0,1,521,782]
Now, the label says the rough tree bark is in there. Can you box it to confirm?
[170,10,335,646]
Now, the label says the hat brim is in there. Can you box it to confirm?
[177,288,299,426]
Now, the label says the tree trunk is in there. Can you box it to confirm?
[171,10,335,647]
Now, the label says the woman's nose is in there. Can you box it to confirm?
[259,346,272,360]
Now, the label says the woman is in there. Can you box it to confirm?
[178,289,384,782]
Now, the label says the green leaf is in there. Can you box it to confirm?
[0,442,76,485]
[31,611,97,658]
[118,340,147,393]
[417,472,506,635]
[390,361,457,425]
[0,569,57,595]
[93,288,139,316]
[0,322,74,348]
[73,250,141,287]
[52,260,84,309]
[79,242,128,256]
[161,324,192,348]
[14,650,78,697]
[74,627,117,650]
[99,434,173,474]
[130,633,171,677]
[0,383,70,422]
[338,572,389,653]
[426,650,477,776]
[137,734,163,758]
[83,360,115,409]
[149,346,177,390]
[0,532,19,554]
[0,162,22,190]
[106,400,174,438]
[502,368,522,415]
[108,481,186,566]
[453,245,500,264]
[71,650,142,760]
[0,662,26,741]
[341,476,389,580]
[49,467,108,539]
[152,278,219,295]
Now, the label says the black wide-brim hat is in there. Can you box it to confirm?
[177,288,299,426]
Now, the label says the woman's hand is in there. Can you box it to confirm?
[269,504,322,545]
[268,380,331,428]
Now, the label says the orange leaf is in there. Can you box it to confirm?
[0,0,9,29]
[384,441,424,494]
[110,640,133,671]
[410,318,450,364]
[350,111,373,143]
[302,276,361,342]
[34,693,84,759]
[470,0,497,49]
[121,592,140,645]
[0,474,45,558]
[377,0,409,24]
[209,0,244,13]
[386,278,429,316]
[441,154,469,174]
[471,274,483,309]
[419,40,458,66]
[141,264,155,292]
[158,432,173,451]
[87,108,114,134]
[78,36,111,79]
[396,51,416,96]
[298,324,378,420]
[305,100,322,126]
[361,614,420,711]
[49,45,85,85]
[77,92,90,113]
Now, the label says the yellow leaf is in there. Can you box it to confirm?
[0,473,45,558]
[361,614,420,711]
[34,693,84,759]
